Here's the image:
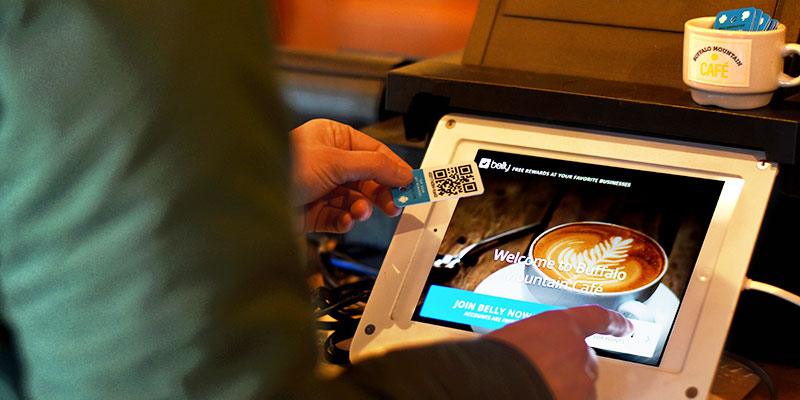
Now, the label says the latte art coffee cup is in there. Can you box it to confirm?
[533,223,665,293]
[525,222,668,318]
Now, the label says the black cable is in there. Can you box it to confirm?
[324,325,359,365]
[312,290,369,319]
[311,277,375,365]
[307,235,383,365]
[315,320,345,331]
[724,351,778,400]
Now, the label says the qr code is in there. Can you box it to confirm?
[429,164,478,198]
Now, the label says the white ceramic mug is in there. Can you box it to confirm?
[683,16,800,110]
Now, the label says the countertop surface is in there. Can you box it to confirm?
[385,53,800,164]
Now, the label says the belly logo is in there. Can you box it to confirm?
[478,158,491,169]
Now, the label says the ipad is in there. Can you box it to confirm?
[351,114,776,399]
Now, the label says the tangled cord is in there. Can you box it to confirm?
[309,236,378,365]
[312,280,373,365]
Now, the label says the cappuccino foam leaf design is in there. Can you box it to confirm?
[557,236,633,270]
[534,223,666,293]
[543,236,640,290]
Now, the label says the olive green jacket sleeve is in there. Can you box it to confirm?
[0,1,553,399]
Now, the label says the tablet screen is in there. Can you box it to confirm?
[412,149,725,365]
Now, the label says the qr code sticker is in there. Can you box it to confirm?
[429,164,478,198]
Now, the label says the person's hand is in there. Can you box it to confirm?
[291,119,413,233]
[487,305,633,400]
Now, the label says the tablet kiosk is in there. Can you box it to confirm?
[351,114,776,399]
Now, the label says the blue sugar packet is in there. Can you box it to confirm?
[757,12,772,31]
[714,7,758,31]
[768,18,779,30]
[713,7,779,31]
[752,9,763,31]
[392,161,485,207]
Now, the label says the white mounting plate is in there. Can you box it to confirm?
[350,114,777,399]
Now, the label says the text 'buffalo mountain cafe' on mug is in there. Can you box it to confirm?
[683,16,800,109]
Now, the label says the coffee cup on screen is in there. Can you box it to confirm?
[524,222,668,321]
[683,16,800,110]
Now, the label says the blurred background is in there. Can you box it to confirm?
[270,0,479,129]
[272,0,478,58]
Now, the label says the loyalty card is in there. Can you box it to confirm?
[714,7,758,30]
[392,162,485,207]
